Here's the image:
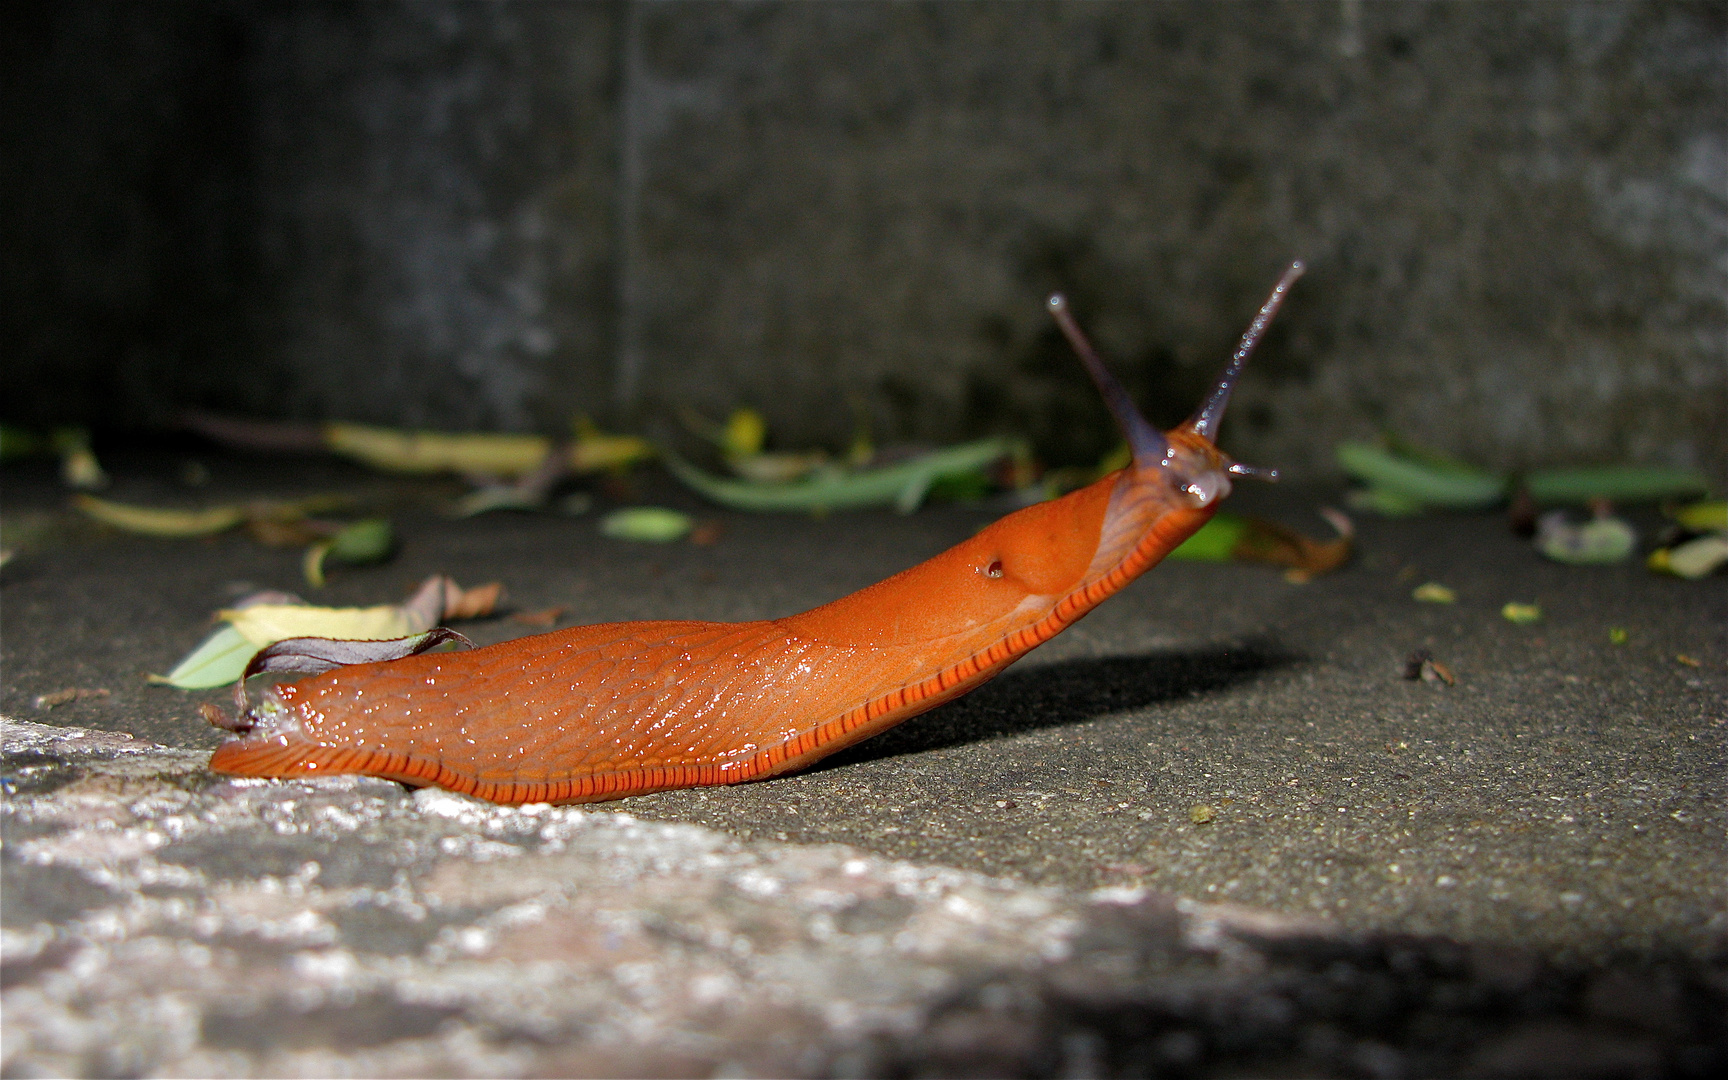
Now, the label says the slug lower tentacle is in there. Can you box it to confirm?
[208,264,1303,804]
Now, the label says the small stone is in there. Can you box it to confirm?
[1189,805,1216,825]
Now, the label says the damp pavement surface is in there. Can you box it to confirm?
[3,449,1724,1076]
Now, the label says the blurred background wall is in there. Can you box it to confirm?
[3,0,1723,476]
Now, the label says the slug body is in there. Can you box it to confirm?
[209,266,1303,804]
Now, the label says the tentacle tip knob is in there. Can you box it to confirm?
[1047,293,1067,312]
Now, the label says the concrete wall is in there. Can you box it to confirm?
[4,1,1723,475]
[247,1,619,433]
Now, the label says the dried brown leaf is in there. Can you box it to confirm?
[509,606,567,628]
[34,687,111,710]
[1232,510,1354,580]
[443,580,504,621]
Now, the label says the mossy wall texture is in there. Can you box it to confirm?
[4,1,1723,475]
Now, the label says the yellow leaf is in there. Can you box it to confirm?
[323,423,550,477]
[75,494,246,537]
[221,603,419,647]
[567,433,654,472]
[62,447,110,490]
[723,408,767,458]
[1671,499,1727,533]
[1663,534,1728,579]
[599,507,693,542]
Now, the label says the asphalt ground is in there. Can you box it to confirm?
[3,447,1723,967]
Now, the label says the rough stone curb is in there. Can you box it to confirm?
[3,719,1721,1078]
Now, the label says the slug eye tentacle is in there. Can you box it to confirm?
[1227,461,1280,482]
[1190,260,1306,443]
[1047,294,1170,470]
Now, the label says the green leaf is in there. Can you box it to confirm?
[664,437,1019,514]
[1166,514,1248,561]
[149,625,256,690]
[1524,466,1711,505]
[328,517,393,562]
[305,518,393,586]
[893,474,934,515]
[1336,442,1506,509]
[1501,602,1542,625]
[600,507,694,542]
[1344,485,1429,517]
[924,470,995,504]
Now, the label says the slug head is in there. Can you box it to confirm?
[1047,260,1303,508]
[206,629,473,738]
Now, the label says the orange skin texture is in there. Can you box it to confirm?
[209,428,1230,804]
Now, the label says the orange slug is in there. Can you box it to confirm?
[206,263,1304,804]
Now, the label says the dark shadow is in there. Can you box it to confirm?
[815,638,1299,771]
